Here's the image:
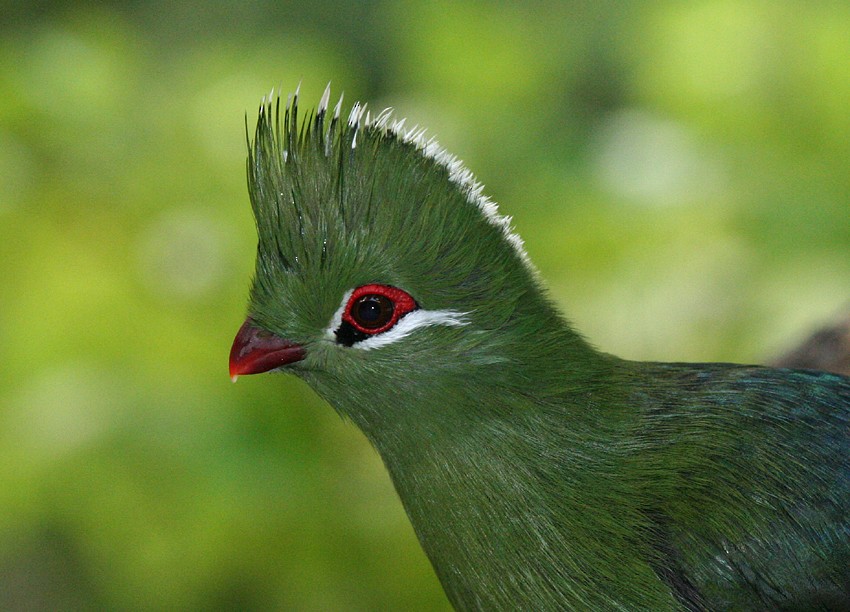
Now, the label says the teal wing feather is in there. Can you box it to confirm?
[637,364,850,609]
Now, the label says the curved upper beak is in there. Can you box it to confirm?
[229,318,306,382]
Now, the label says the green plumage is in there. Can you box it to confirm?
[235,87,850,610]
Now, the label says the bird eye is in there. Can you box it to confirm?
[352,294,394,329]
[340,284,418,337]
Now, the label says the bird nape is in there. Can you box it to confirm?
[229,85,850,611]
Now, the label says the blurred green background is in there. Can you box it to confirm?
[1,1,848,609]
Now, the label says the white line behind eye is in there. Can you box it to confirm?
[355,309,467,350]
[323,289,467,349]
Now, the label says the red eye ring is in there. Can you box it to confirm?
[342,284,418,335]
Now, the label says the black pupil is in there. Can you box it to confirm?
[354,295,393,329]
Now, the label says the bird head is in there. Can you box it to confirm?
[230,86,590,437]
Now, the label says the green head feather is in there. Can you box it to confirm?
[248,86,532,331]
[244,86,598,427]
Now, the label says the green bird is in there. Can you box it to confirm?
[229,85,850,610]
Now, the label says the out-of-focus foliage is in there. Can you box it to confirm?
[0,1,847,609]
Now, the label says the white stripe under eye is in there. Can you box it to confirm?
[354,309,467,350]
[323,289,467,348]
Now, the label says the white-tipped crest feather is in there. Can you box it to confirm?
[318,82,331,115]
[255,86,534,270]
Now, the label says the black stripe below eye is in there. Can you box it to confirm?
[334,321,369,347]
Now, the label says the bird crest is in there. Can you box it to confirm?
[247,84,529,279]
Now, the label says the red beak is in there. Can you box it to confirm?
[229,318,306,381]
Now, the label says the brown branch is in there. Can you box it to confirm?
[769,309,850,376]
